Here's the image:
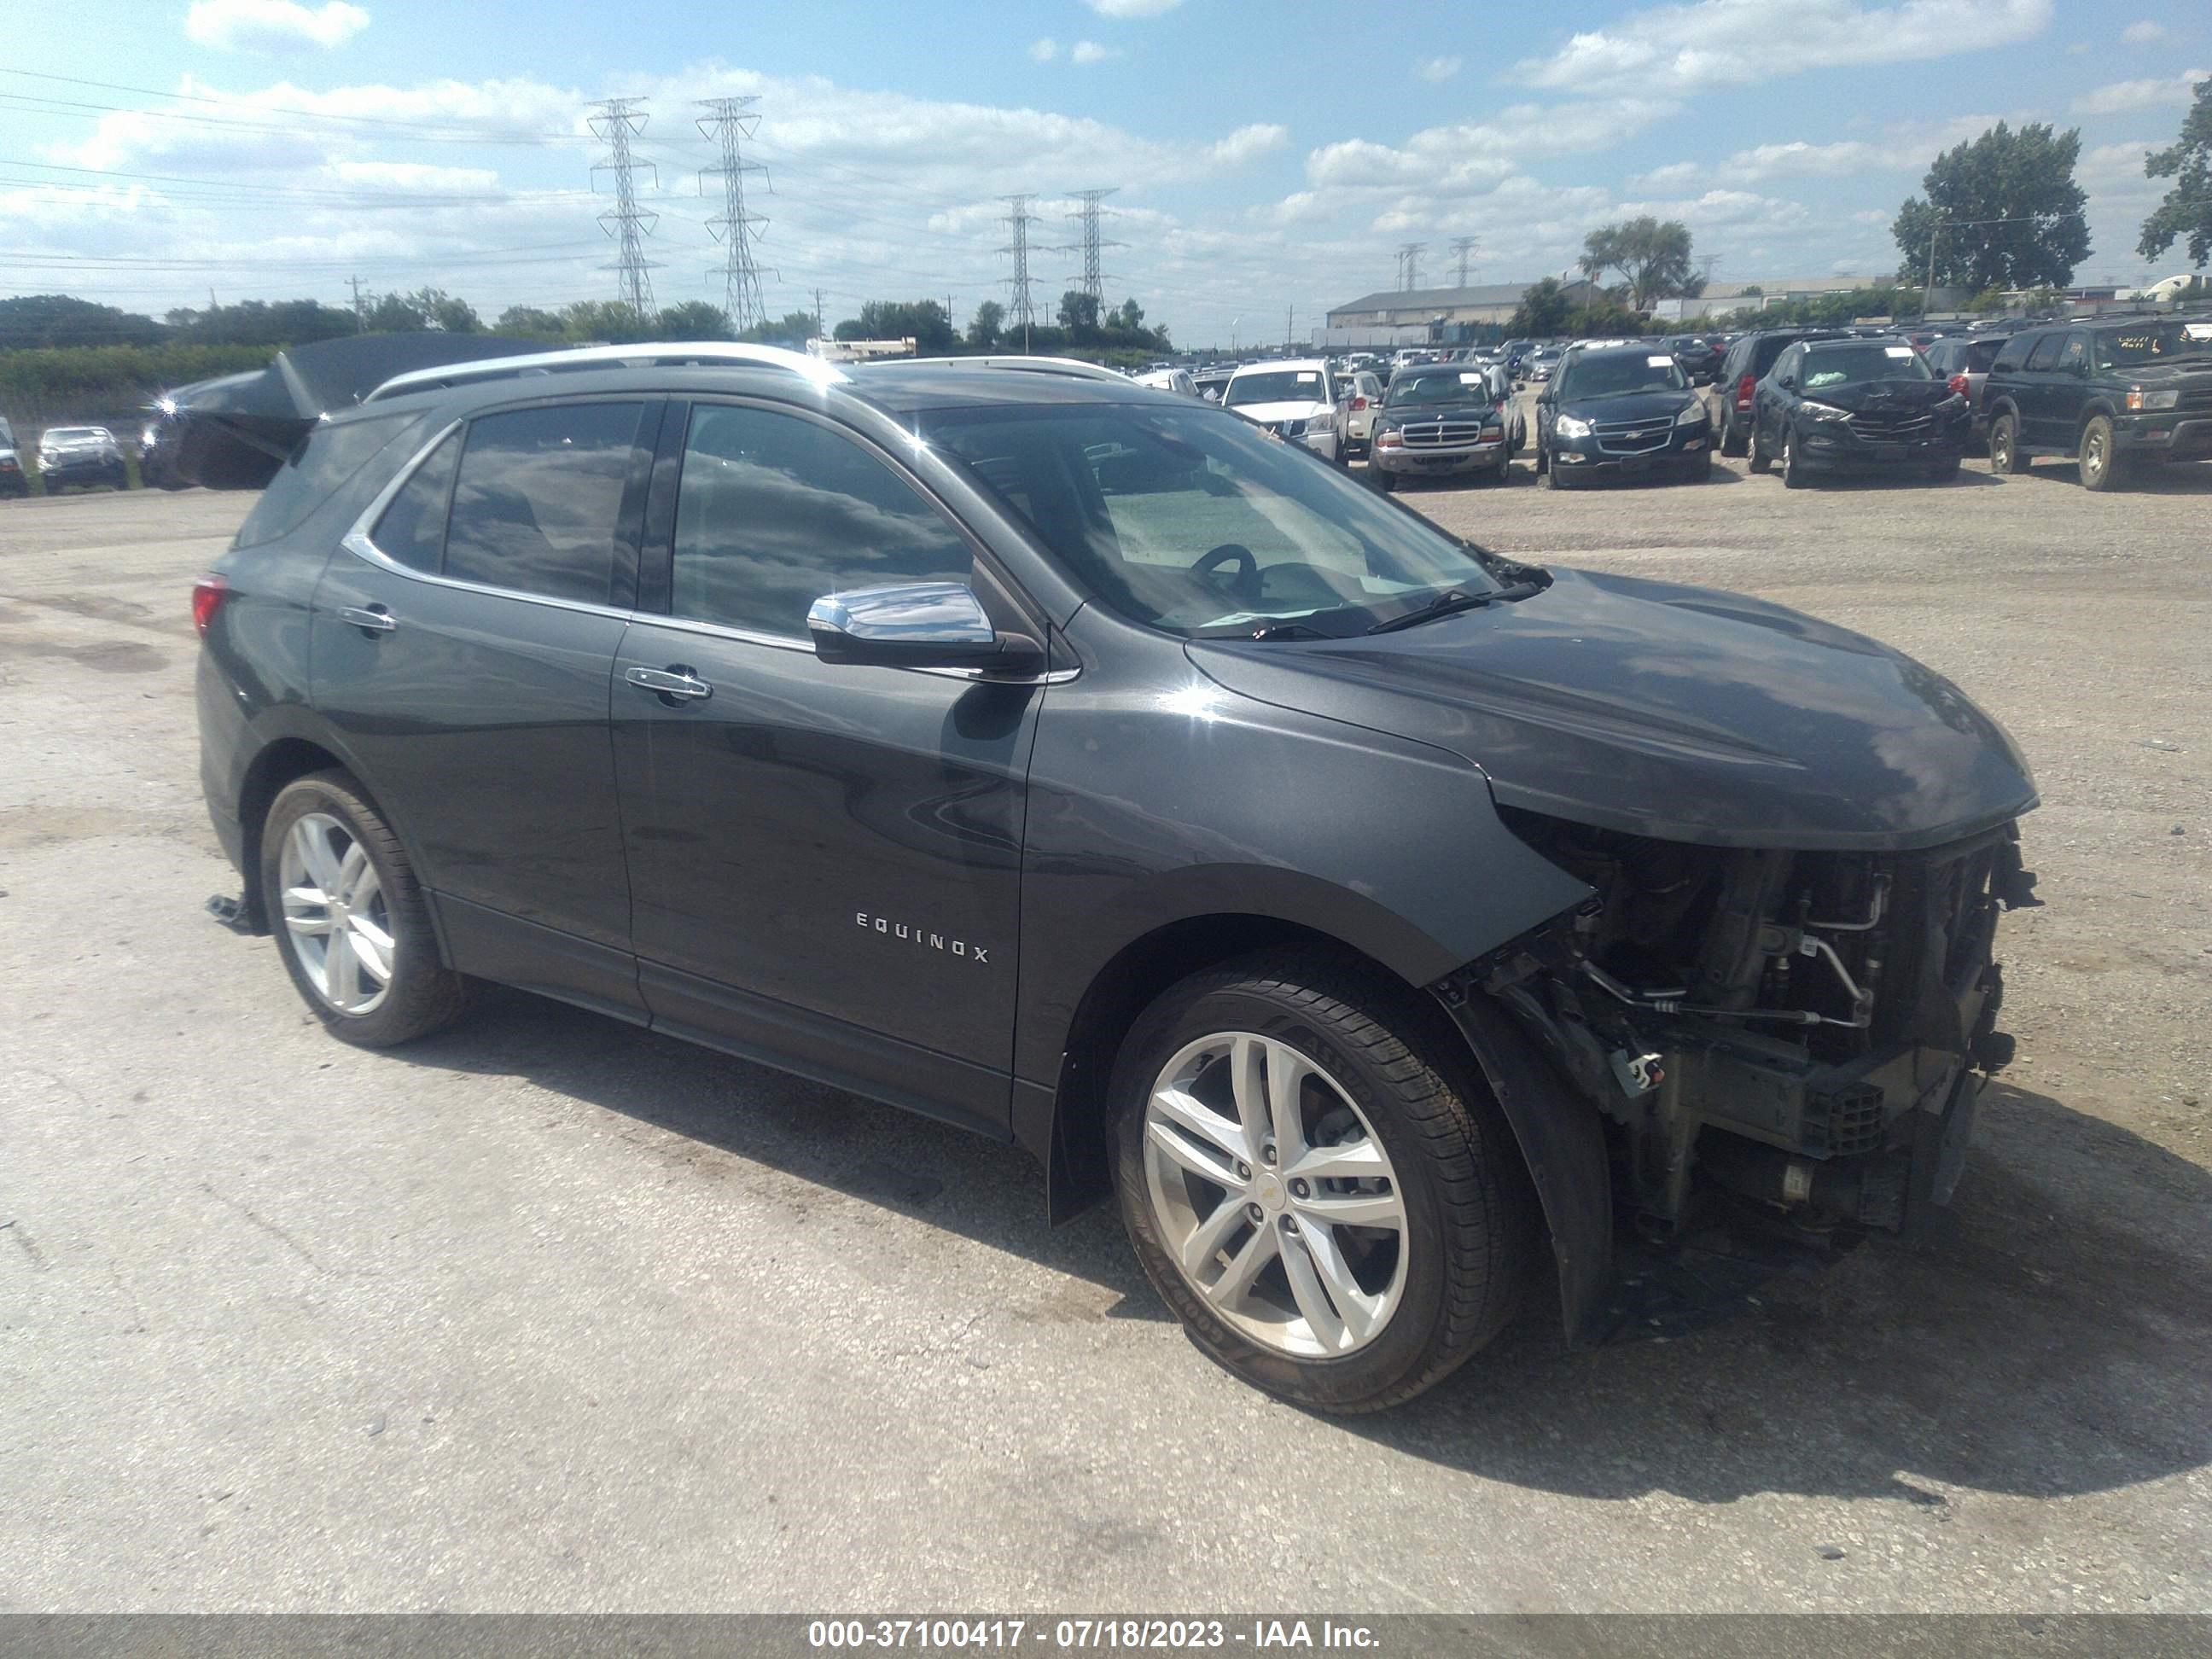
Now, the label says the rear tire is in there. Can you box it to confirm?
[1988,412,2024,474]
[1111,955,1532,1412]
[1720,417,1748,458]
[260,771,473,1048]
[1748,426,1772,473]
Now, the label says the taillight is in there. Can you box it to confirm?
[1734,374,1756,411]
[1350,396,1367,410]
[191,573,228,637]
[1947,374,1970,397]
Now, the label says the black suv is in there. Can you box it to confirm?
[1982,317,2212,491]
[1366,363,1514,488]
[1705,329,1848,457]
[1748,337,1969,486]
[1534,344,1714,486]
[193,341,2037,1412]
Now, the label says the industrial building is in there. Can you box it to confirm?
[1321,280,1602,347]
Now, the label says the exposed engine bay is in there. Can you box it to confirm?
[1452,808,2039,1241]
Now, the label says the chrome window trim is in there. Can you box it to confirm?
[342,419,1074,683]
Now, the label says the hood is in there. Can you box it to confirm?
[41,434,113,452]
[1186,567,2036,852]
[1800,377,1954,412]
[2127,358,2212,385]
[1229,399,1330,423]
[1553,388,1697,423]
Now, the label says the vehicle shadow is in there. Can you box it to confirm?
[393,985,1169,1318]
[2006,462,2212,494]
[393,993,2211,1502]
[1338,1079,2212,1502]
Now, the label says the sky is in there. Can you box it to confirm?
[1,0,2206,345]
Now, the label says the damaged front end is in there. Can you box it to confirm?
[1436,808,2040,1336]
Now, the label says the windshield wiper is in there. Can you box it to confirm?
[1365,583,1541,635]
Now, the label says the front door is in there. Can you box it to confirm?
[313,399,655,1020]
[610,399,1047,1131]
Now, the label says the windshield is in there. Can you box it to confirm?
[1797,344,1932,389]
[1225,369,1326,407]
[1555,352,1688,399]
[924,402,1506,637]
[45,427,103,442]
[1388,370,1491,405]
[2098,322,2212,369]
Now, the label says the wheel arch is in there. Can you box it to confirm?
[1019,911,1431,1230]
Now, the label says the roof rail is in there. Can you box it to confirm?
[363,341,848,403]
[880,355,1131,383]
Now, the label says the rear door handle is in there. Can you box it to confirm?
[625,665,713,703]
[335,606,396,634]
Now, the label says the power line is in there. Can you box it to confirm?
[587,97,659,318]
[998,194,1039,349]
[696,96,773,330]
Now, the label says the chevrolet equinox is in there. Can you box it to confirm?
[193,342,2039,1412]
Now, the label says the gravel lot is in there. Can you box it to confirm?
[2,442,2208,1615]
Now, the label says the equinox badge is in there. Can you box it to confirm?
[855,911,989,964]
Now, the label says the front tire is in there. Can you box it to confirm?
[260,771,472,1048]
[2078,416,2128,492]
[1111,956,1531,1412]
[1782,430,1807,489]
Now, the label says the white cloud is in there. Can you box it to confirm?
[1071,41,1121,64]
[1415,56,1461,83]
[2072,70,2209,114]
[1029,38,1057,62]
[2122,20,2164,44]
[1083,0,1184,15]
[184,0,370,51]
[1515,0,2052,96]
[1208,123,1289,166]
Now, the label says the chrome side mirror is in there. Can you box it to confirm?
[806,581,1043,673]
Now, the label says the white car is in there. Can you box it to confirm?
[1132,367,1197,397]
[1221,359,1342,462]
[1331,370,1387,457]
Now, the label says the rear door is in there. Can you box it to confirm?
[313,398,657,1022]
[609,397,1050,1131]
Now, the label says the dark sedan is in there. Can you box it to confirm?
[1749,338,1968,486]
[1534,346,1713,488]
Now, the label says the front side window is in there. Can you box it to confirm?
[443,403,644,605]
[669,405,973,639]
[927,402,1507,639]
[2055,335,2090,374]
[2025,334,2067,371]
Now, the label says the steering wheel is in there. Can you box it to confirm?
[1190,542,1260,604]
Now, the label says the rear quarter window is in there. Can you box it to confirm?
[231,413,424,550]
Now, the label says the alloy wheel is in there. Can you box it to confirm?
[1140,1031,1408,1358]
[279,812,393,1015]
[2082,427,2106,486]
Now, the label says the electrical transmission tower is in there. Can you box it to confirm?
[1395,242,1427,291]
[998,195,1040,349]
[696,96,774,331]
[1062,187,1125,303]
[1449,236,1479,288]
[587,97,660,318]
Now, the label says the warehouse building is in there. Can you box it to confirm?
[1322,280,1602,347]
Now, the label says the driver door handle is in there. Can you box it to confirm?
[626,665,713,702]
[335,605,396,634]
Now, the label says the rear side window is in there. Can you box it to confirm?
[1750,336,1798,375]
[233,413,422,550]
[668,405,972,638]
[370,430,460,572]
[1991,334,2034,374]
[443,403,645,605]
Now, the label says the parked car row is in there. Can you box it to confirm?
[0,419,132,497]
